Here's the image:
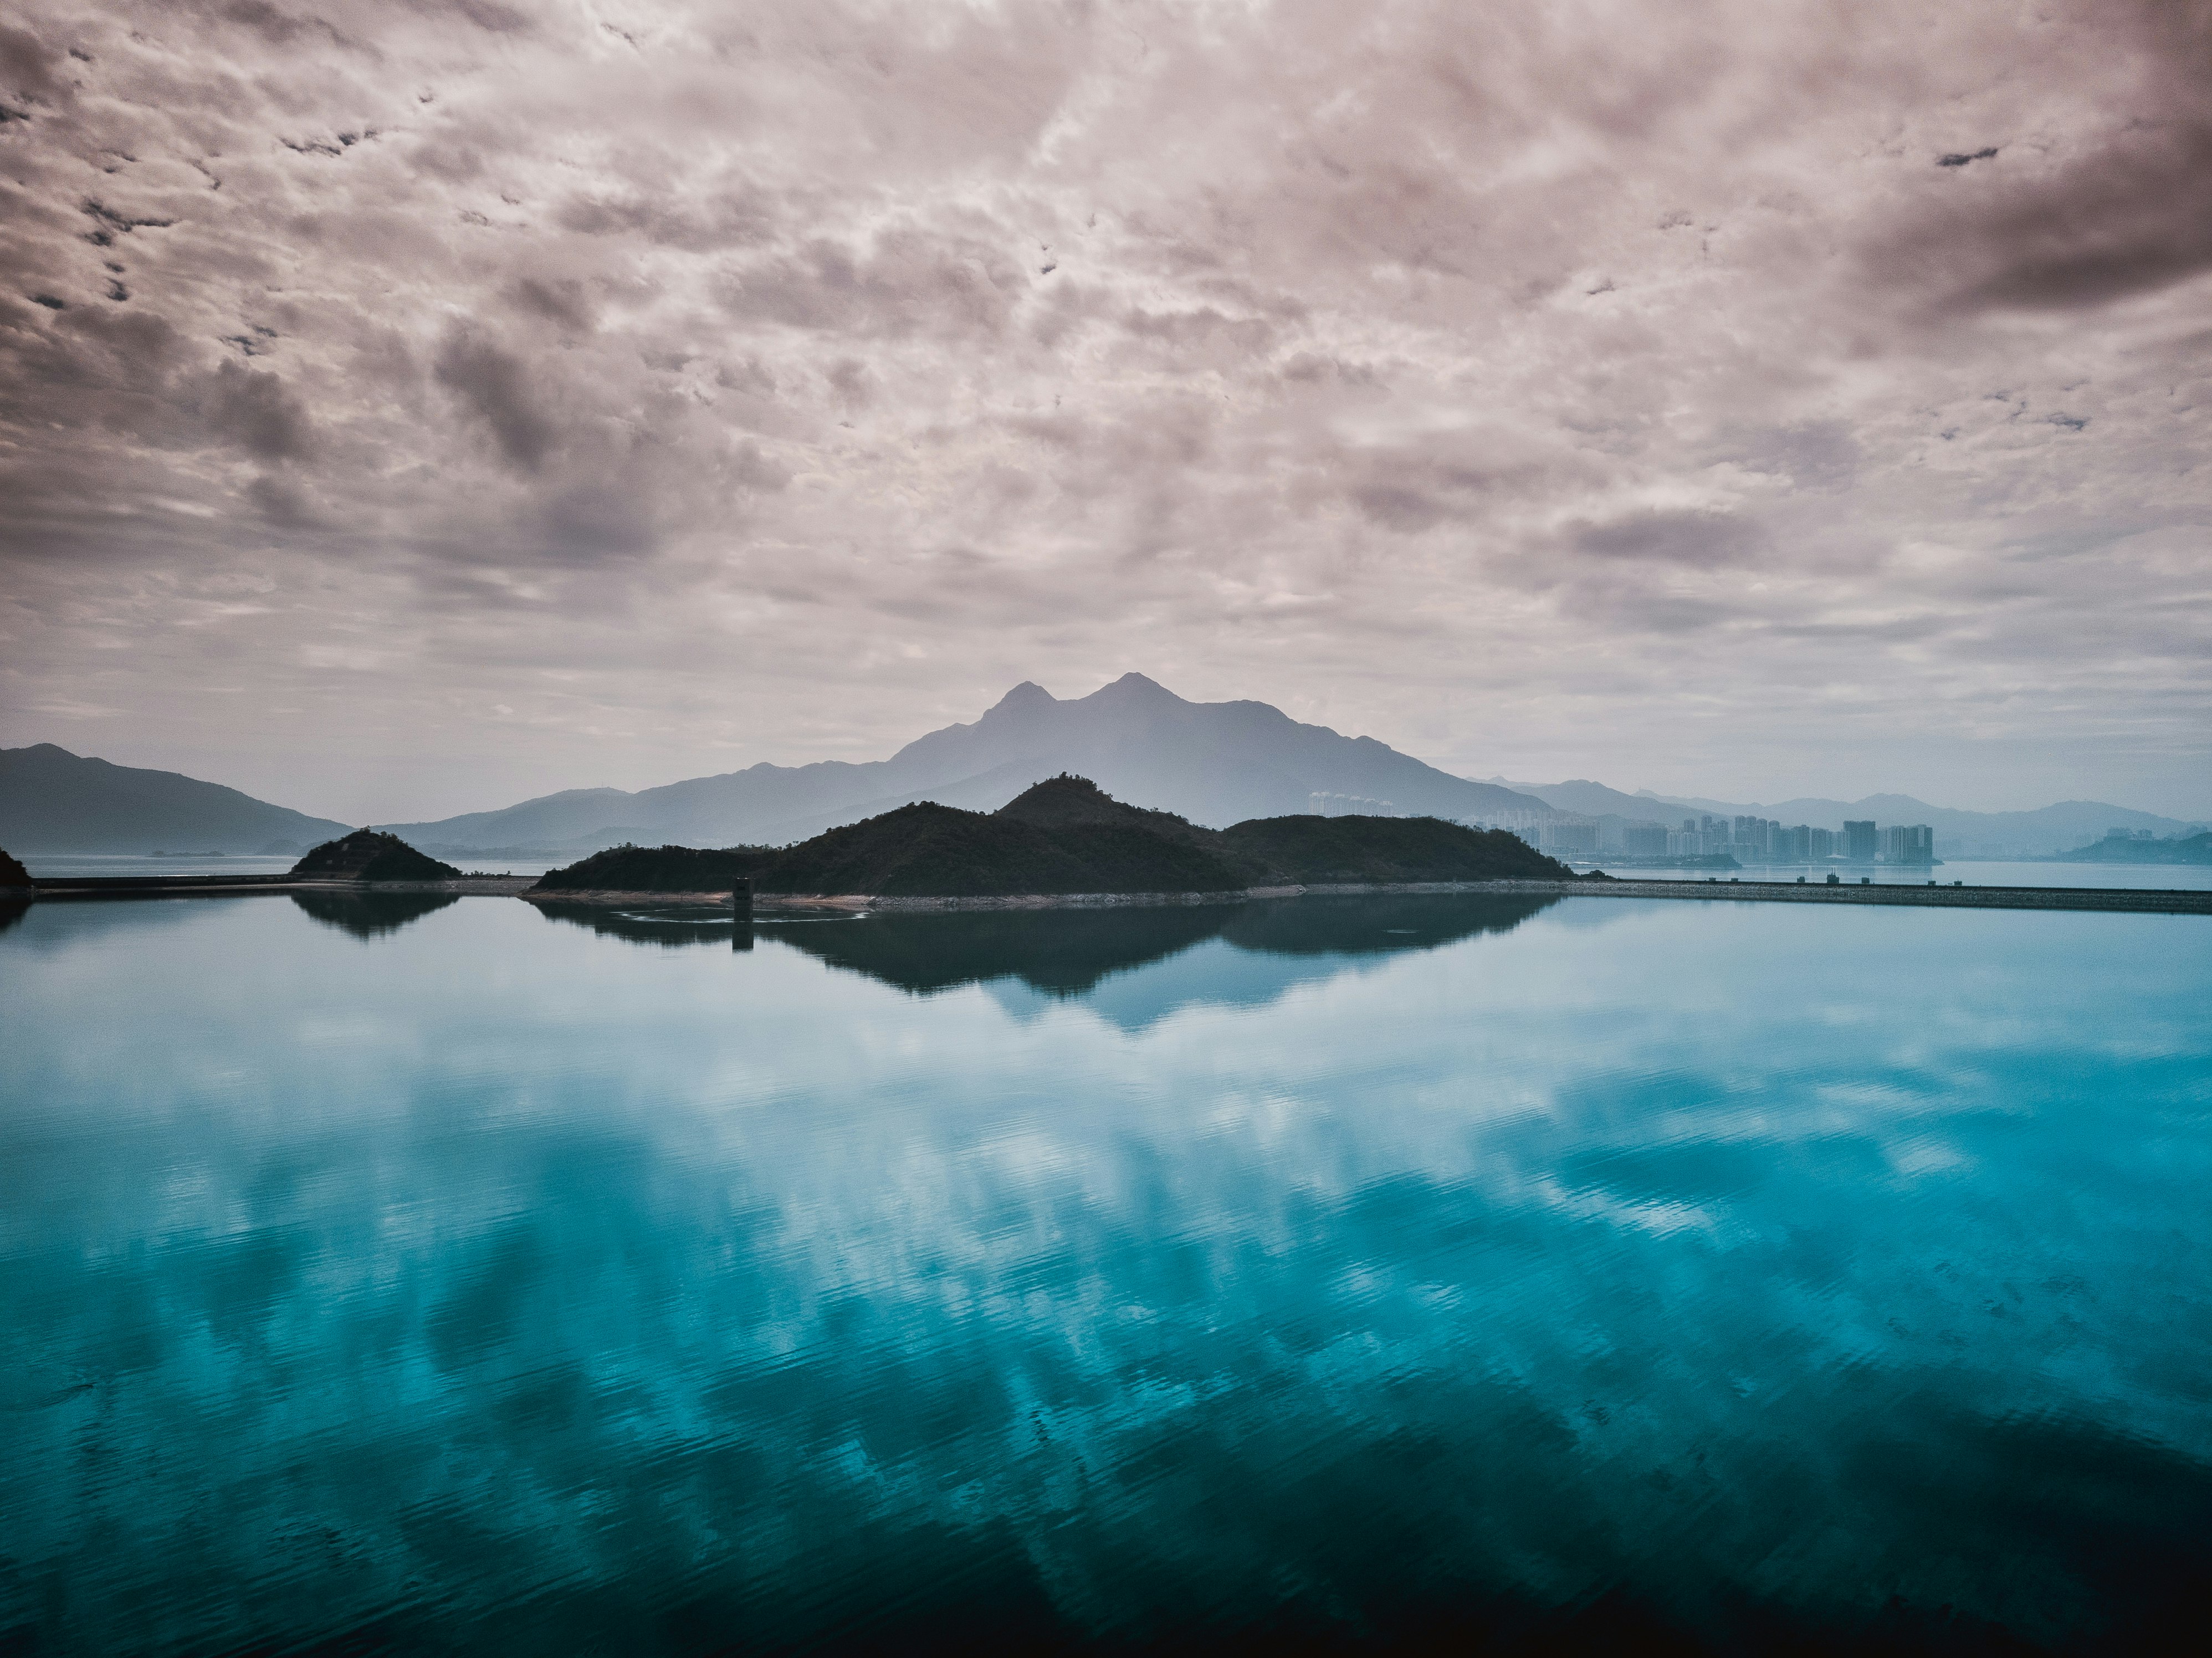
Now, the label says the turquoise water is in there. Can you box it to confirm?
[2,892,2208,1654]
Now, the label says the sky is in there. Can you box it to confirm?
[1,0,2208,826]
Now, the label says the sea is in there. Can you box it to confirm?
[2,890,2207,1654]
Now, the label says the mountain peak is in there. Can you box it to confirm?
[1088,671,1181,704]
[989,680,1057,714]
[994,772,1189,831]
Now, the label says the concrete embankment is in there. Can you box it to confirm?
[28,875,537,899]
[1529,878,2212,916]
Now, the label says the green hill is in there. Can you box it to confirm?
[530,775,1576,898]
[1220,813,1567,884]
[529,843,782,893]
[755,799,1250,897]
[2068,831,2212,865]
[290,830,460,883]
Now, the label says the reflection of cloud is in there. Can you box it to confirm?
[2,893,2210,1650]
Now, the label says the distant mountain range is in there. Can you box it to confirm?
[1488,778,2205,857]
[6,673,2198,859]
[0,743,350,854]
[384,674,1554,852]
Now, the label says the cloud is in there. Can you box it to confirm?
[1571,510,1765,570]
[206,360,315,461]
[433,326,555,472]
[1863,1,2212,314]
[0,0,2204,822]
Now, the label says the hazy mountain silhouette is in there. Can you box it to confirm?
[387,674,1555,851]
[1493,776,2199,853]
[0,744,352,853]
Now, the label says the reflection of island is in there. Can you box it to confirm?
[772,893,1559,1001]
[776,904,1229,994]
[0,896,29,938]
[289,891,460,939]
[532,901,754,950]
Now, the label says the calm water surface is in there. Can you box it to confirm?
[2,893,2208,1654]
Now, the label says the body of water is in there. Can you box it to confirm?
[2,892,2208,1653]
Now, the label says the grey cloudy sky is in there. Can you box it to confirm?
[2,0,2208,823]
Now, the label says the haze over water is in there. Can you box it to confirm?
[3,893,2208,1652]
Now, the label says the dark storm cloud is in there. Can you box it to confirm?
[1868,1,2212,314]
[0,0,2205,822]
[205,360,314,460]
[1573,511,1764,570]
[433,327,554,472]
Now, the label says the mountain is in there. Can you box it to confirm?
[2066,831,2212,865]
[529,775,1574,898]
[392,674,1556,851]
[1488,777,2201,856]
[289,830,461,883]
[0,743,353,853]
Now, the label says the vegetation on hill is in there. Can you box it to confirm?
[529,774,1579,898]
[756,800,1251,897]
[1220,813,1569,884]
[2068,831,2212,865]
[290,830,460,883]
[0,845,30,888]
[529,843,782,892]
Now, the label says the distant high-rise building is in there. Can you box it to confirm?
[1882,824,1934,866]
[1539,820,1599,857]
[1844,820,1877,862]
[1624,822,1668,855]
[1807,827,1836,861]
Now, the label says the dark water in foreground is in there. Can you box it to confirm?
[2,893,2208,1654]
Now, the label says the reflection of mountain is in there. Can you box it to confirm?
[774,904,1231,995]
[532,901,752,950]
[1221,893,1556,957]
[0,895,28,937]
[289,891,460,939]
[771,893,1559,1015]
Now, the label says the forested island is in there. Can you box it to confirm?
[529,775,1579,898]
[289,829,462,883]
[2056,830,2212,866]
